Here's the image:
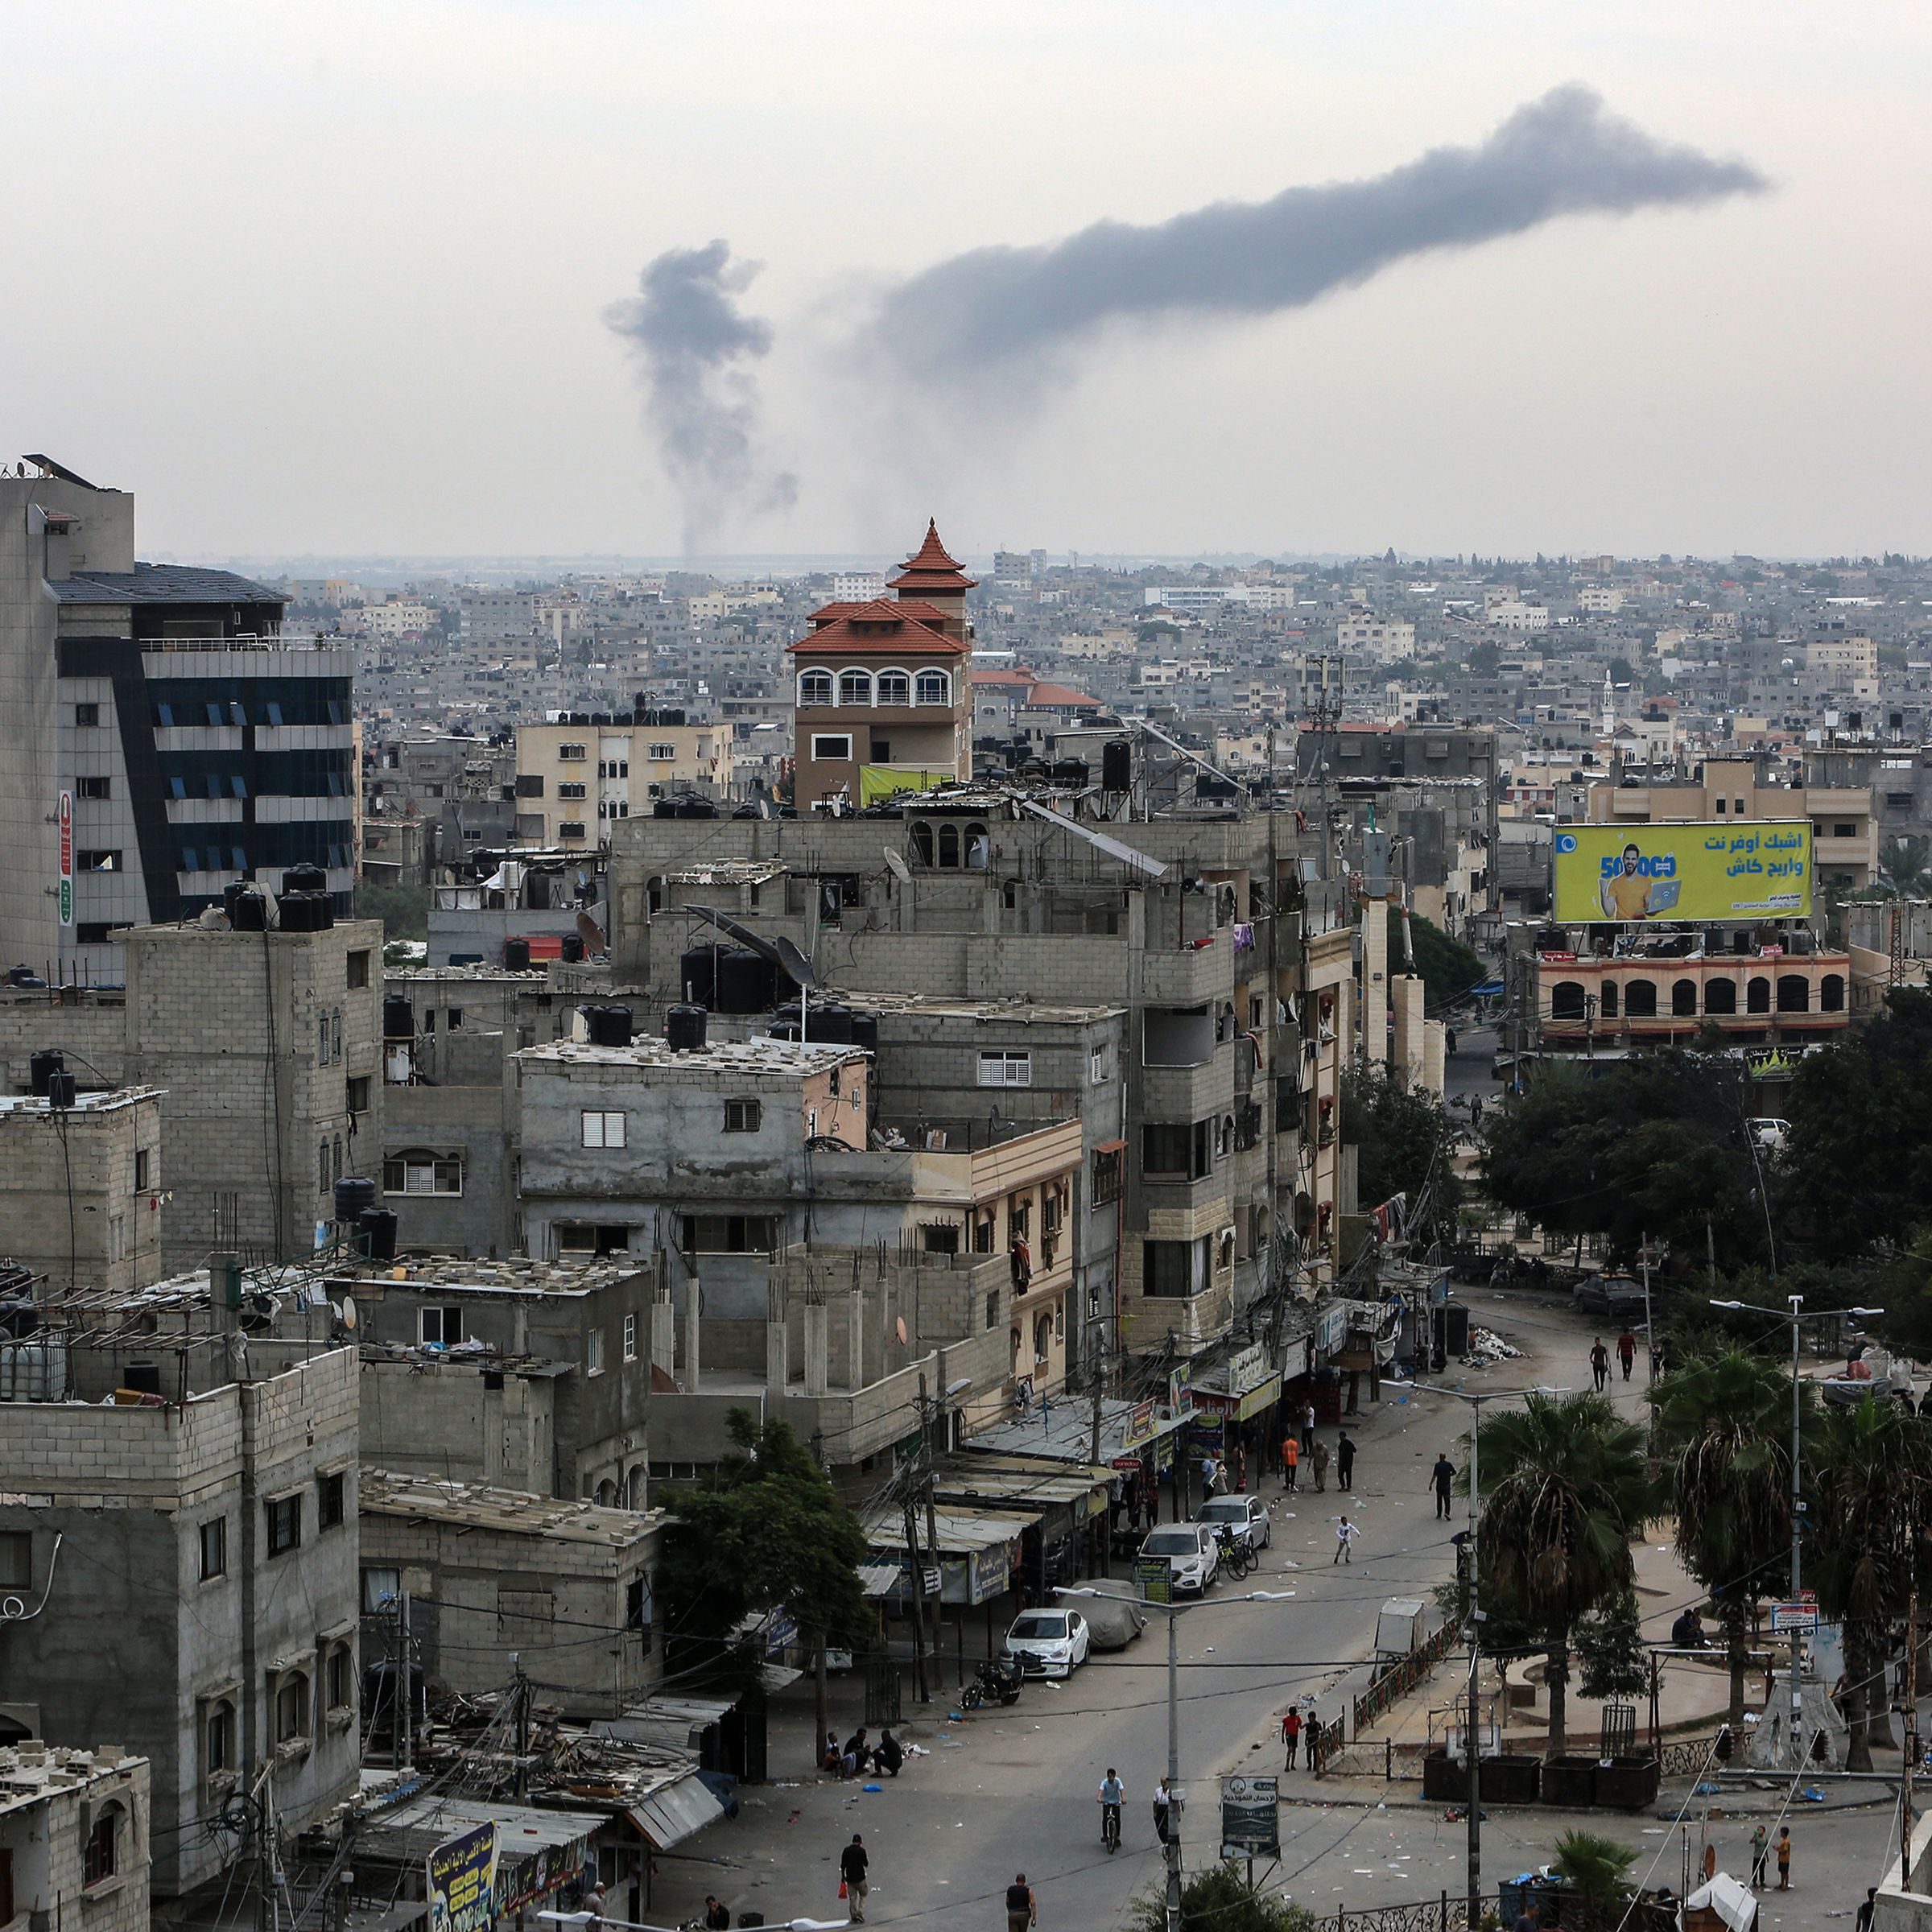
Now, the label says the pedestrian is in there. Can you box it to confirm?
[1749,1823,1768,1889]
[823,1730,843,1777]
[840,1835,869,1922]
[584,1885,608,1931]
[1336,1430,1356,1492]
[1446,1026,1459,1055]
[872,1729,903,1777]
[1301,1402,1317,1455]
[1430,1451,1456,1521]
[1153,1776,1174,1844]
[1312,1439,1331,1492]
[1005,1874,1036,1932]
[1510,1901,1538,1932]
[1235,1443,1248,1492]
[1283,1436,1299,1491]
[1616,1328,1637,1381]
[841,1727,868,1777]
[1857,1885,1878,1932]
[1471,1094,1483,1129]
[1333,1516,1358,1564]
[1281,1703,1302,1769]
[1589,1336,1609,1392]
[1776,1826,1792,1891]
[704,1899,732,1931]
[1201,1454,1221,1501]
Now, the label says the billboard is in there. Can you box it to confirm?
[427,1823,499,1932]
[57,791,72,929]
[1553,822,1812,924]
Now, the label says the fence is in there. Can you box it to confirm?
[1310,1899,1451,1932]
[1352,1620,1458,1735]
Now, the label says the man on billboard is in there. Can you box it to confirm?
[1600,843,1657,921]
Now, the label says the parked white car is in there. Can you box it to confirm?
[1748,1117,1791,1150]
[1138,1522,1220,1595]
[1195,1495,1272,1552]
[1003,1608,1091,1678]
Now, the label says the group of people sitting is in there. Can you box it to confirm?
[822,1725,904,1779]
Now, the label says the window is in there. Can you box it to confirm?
[558,781,588,800]
[838,669,873,706]
[557,1223,635,1256]
[274,1673,310,1745]
[938,823,960,867]
[346,949,371,989]
[915,669,950,705]
[877,670,910,706]
[447,1008,464,1030]
[382,1149,463,1195]
[798,670,833,707]
[648,742,676,761]
[680,1213,778,1254]
[978,1049,1032,1088]
[516,773,544,798]
[361,1567,401,1613]
[318,1013,331,1063]
[1141,1122,1210,1179]
[626,1575,653,1633]
[724,1097,762,1132]
[266,1493,303,1556]
[1550,980,1586,1021]
[1834,823,1858,839]
[206,1702,235,1774]
[75,702,101,726]
[910,822,934,866]
[810,734,852,762]
[76,849,122,871]
[921,1222,961,1255]
[134,1147,152,1192]
[580,1110,627,1149]
[1143,1236,1209,1298]
[558,742,588,761]
[0,1534,29,1591]
[84,1808,118,1886]
[347,1075,370,1114]
[421,1306,464,1346]
[558,821,586,840]
[587,1327,606,1374]
[1624,980,1657,1017]
[1092,1146,1124,1206]
[76,775,110,800]
[622,1313,638,1360]
[326,1645,353,1711]
[317,1472,345,1530]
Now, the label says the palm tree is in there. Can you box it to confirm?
[1876,836,1932,900]
[1654,1349,1811,1729]
[1477,1392,1651,1754]
[1810,1395,1932,1770]
[1552,1829,1638,1932]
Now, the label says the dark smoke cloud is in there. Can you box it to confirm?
[870,87,1767,382]
[605,240,798,553]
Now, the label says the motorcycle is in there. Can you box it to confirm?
[959,1655,1024,1711]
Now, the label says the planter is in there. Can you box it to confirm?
[1421,1749,1467,1802]
[1593,1753,1661,1810]
[1486,1753,1542,1803]
[1540,1754,1597,1808]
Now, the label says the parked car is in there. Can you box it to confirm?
[1002,1608,1091,1678]
[1138,1522,1220,1595]
[1073,1588,1148,1651]
[1748,1117,1791,1151]
[1195,1494,1272,1552]
[1573,1274,1649,1324]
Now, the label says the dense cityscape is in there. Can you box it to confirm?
[2,10,1929,1932]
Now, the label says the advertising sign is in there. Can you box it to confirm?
[1227,1343,1270,1398]
[1122,1399,1158,1451]
[1770,1601,1818,1634]
[427,1823,499,1932]
[1134,1556,1173,1605]
[1219,1776,1281,1859]
[1552,822,1812,924]
[56,791,72,928]
[1166,1368,1195,1423]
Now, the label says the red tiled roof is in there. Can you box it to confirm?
[888,518,977,592]
[971,667,1036,688]
[807,597,952,628]
[788,601,969,659]
[1021,682,1100,711]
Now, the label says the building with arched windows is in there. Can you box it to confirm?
[788,521,974,809]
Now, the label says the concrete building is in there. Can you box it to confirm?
[0,918,383,1270]
[426,848,608,969]
[0,1337,358,1897]
[0,1088,165,1294]
[358,1472,663,1719]
[515,710,733,847]
[0,1744,151,1932]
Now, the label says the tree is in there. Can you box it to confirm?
[1574,1589,1649,1703]
[1876,836,1932,899]
[655,1411,869,1758]
[1468,639,1502,677]
[1476,1392,1650,1753]
[1552,1830,1638,1932]
[1653,1348,1810,1728]
[1386,907,1487,1017]
[353,880,429,942]
[1129,1864,1317,1932]
[1340,1063,1462,1245]
[1809,1396,1932,1769]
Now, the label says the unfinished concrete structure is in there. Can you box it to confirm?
[0,1088,165,1294]
[0,1744,151,1932]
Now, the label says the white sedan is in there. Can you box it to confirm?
[1196,1494,1272,1552]
[1003,1608,1091,1678]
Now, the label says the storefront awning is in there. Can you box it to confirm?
[626,1773,728,1850]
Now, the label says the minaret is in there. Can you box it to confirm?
[886,518,976,644]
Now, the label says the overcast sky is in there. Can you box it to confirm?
[7,2,1928,563]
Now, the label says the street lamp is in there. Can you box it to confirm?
[1406,1381,1567,1932]
[1059,1585,1296,1932]
[1709,1294,1884,1768]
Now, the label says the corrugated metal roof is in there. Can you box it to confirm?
[47,564,289,606]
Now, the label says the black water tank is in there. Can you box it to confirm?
[280,891,321,932]
[588,1005,634,1047]
[716,949,774,1014]
[502,938,531,972]
[677,796,719,819]
[334,1176,377,1224]
[45,1071,76,1109]
[229,887,268,931]
[223,881,253,925]
[666,1003,708,1051]
[123,1361,163,1397]
[560,932,585,964]
[679,947,718,1008]
[848,1012,880,1054]
[652,797,679,819]
[382,995,415,1039]
[282,863,327,896]
[1052,758,1090,789]
[357,1207,398,1263]
[768,1016,802,1042]
[811,1005,854,1045]
[1103,740,1133,792]
[28,1050,64,1098]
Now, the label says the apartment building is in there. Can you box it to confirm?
[0,1087,164,1294]
[1335,613,1417,662]
[0,1747,151,1932]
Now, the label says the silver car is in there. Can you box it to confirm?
[1195,1494,1272,1553]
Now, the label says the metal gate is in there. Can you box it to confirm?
[865,1651,902,1727]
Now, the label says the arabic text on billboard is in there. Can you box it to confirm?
[427,1824,499,1932]
[1219,1775,1281,1858]
[1553,822,1811,924]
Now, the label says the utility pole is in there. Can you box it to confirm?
[1166,1607,1181,1932]
[1905,1587,1920,1882]
[902,1483,931,1704]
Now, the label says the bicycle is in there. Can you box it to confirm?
[1100,1802,1121,1853]
[1214,1525,1256,1579]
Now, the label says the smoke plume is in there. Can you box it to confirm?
[605,240,798,553]
[869,87,1767,383]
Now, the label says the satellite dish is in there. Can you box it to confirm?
[883,848,911,886]
[895,1316,908,1346]
[336,1298,358,1332]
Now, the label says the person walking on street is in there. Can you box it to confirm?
[1153,1777,1174,1845]
[840,1835,869,1922]
[1301,1402,1317,1455]
[1280,1427,1297,1487]
[1312,1439,1331,1492]
[1333,1516,1358,1563]
[1281,1703,1302,1768]
[1005,1875,1036,1932]
[1283,1437,1299,1491]
[1856,1888,1876,1932]
[1616,1328,1637,1381]
[1776,1827,1792,1891]
[1749,1823,1768,1889]
[1336,1431,1356,1492]
[1430,1453,1456,1521]
[1589,1337,1610,1393]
